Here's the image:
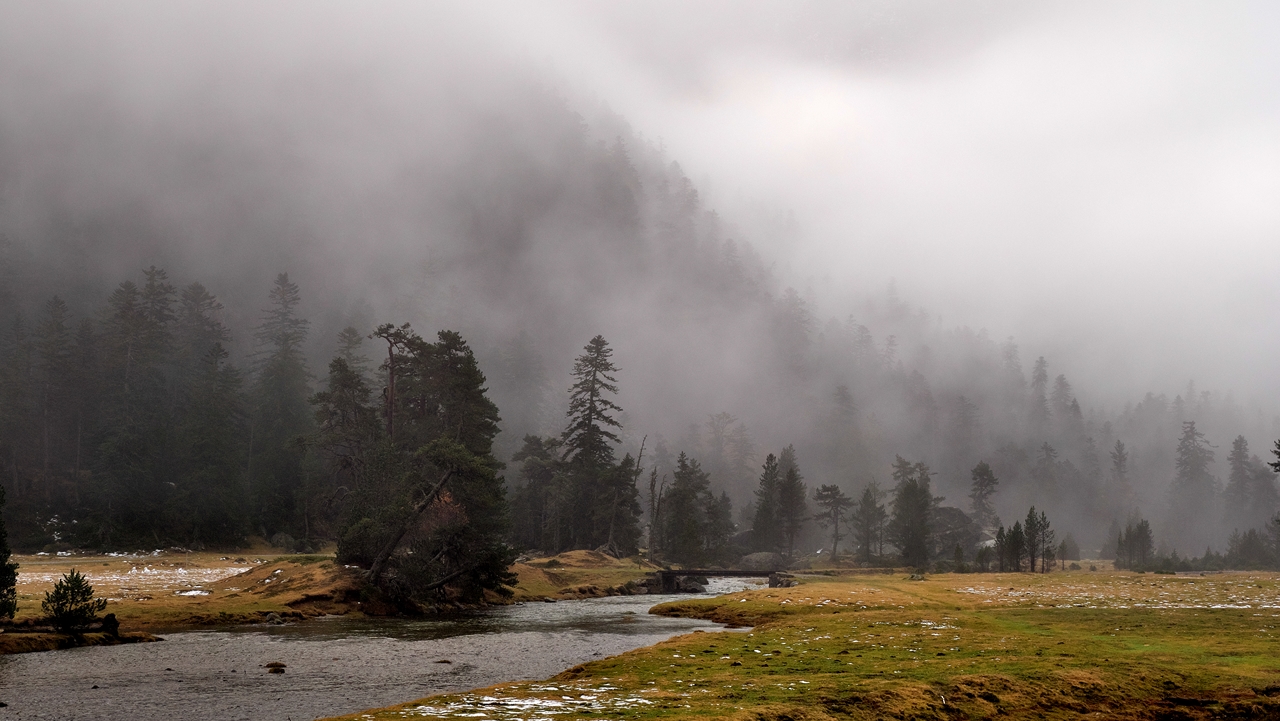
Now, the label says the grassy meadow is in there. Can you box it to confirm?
[328,568,1280,720]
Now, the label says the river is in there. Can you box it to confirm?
[0,578,759,721]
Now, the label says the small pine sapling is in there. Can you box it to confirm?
[42,569,107,633]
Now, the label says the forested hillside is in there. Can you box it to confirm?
[1,59,1277,570]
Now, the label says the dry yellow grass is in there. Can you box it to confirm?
[7,548,658,636]
[9,551,361,632]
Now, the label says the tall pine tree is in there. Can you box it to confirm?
[248,273,313,538]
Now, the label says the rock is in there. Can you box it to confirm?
[768,572,796,588]
[676,577,706,593]
[269,532,297,552]
[908,573,926,581]
[739,552,785,571]
[264,612,284,624]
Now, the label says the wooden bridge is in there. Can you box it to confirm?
[649,569,792,593]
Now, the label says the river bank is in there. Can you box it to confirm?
[330,568,1280,720]
[5,549,661,642]
[0,630,159,655]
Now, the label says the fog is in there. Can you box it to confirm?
[510,1,1280,404]
[2,1,1279,555]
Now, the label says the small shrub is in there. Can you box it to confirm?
[42,569,107,633]
[1068,562,1082,571]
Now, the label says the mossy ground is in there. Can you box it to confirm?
[327,569,1280,720]
[507,550,659,600]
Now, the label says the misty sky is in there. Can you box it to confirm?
[487,1,1280,408]
[4,1,1279,412]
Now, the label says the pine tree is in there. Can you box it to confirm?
[851,481,887,564]
[95,270,176,543]
[508,435,564,551]
[334,326,372,383]
[968,461,999,530]
[889,456,934,568]
[561,335,622,469]
[42,569,107,633]
[331,326,516,602]
[1024,507,1042,573]
[1007,521,1026,571]
[557,335,640,551]
[1029,356,1049,431]
[311,357,380,494]
[1109,439,1132,512]
[249,273,313,537]
[776,445,807,556]
[661,452,714,565]
[170,283,245,546]
[1168,421,1217,553]
[812,484,852,557]
[0,316,34,505]
[751,453,781,552]
[173,343,246,546]
[1036,509,1055,573]
[1032,443,1059,500]
[773,288,813,375]
[0,485,17,618]
[35,296,73,485]
[1224,435,1252,530]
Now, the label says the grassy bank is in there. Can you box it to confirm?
[5,548,656,642]
[9,551,364,633]
[327,569,1280,720]
[0,631,160,654]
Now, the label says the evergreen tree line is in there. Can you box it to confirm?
[0,268,319,549]
[0,267,522,606]
[508,335,743,568]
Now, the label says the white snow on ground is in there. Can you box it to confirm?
[17,559,251,599]
[954,575,1280,609]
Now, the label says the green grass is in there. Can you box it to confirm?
[327,570,1280,720]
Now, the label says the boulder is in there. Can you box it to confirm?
[768,573,797,588]
[676,577,706,593]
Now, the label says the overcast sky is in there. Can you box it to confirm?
[4,1,1278,411]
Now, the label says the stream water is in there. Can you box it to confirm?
[0,579,760,721]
